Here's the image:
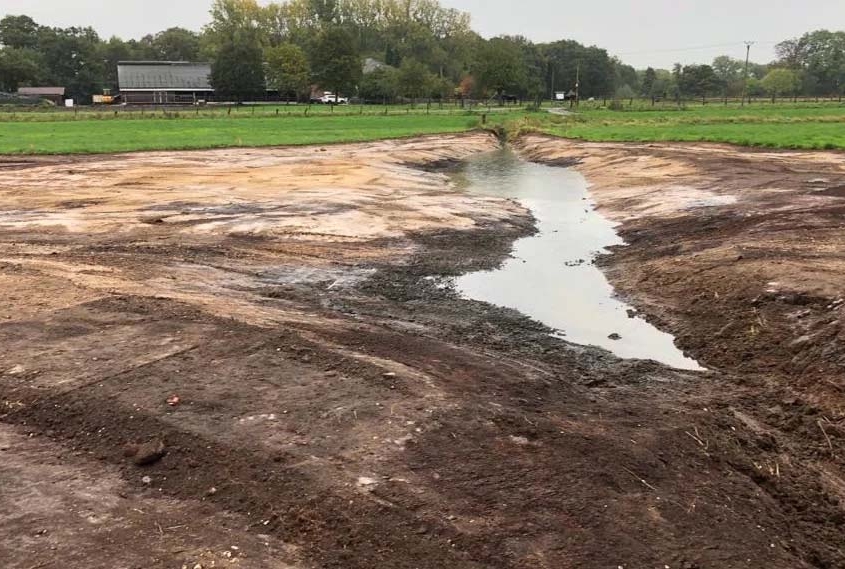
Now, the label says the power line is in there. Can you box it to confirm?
[615,40,777,56]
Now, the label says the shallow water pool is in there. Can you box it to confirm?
[454,150,702,371]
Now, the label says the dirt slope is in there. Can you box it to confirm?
[0,133,843,568]
[517,135,845,567]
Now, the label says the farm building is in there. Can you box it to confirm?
[16,87,66,105]
[117,61,213,104]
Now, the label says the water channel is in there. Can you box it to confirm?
[454,150,703,371]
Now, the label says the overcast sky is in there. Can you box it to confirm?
[1,0,843,68]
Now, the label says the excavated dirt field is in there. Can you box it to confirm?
[1,132,844,568]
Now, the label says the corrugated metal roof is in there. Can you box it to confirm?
[118,62,212,91]
[17,87,65,96]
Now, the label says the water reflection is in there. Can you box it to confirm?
[454,150,702,371]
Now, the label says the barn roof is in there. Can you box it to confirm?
[17,87,65,96]
[117,61,212,91]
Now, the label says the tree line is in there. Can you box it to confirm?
[1,0,844,104]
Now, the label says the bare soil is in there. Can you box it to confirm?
[1,132,843,568]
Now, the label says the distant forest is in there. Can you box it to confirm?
[1,0,844,104]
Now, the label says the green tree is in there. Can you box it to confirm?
[615,84,636,100]
[777,30,845,95]
[309,0,339,25]
[542,40,614,99]
[359,66,398,101]
[473,37,526,101]
[0,47,41,91]
[652,69,674,99]
[396,57,433,99]
[144,27,202,61]
[502,35,546,100]
[265,42,310,100]
[641,67,657,97]
[311,26,361,97]
[206,0,267,102]
[37,26,104,102]
[671,62,682,100]
[428,74,454,99]
[678,64,718,99]
[204,0,267,56]
[711,55,744,96]
[613,58,639,94]
[761,68,800,100]
[210,30,265,102]
[0,15,40,49]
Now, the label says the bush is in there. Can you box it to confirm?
[608,99,624,111]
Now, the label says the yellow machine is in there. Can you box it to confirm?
[92,89,116,105]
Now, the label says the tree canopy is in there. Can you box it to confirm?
[2,4,845,105]
[761,68,801,98]
[776,30,845,95]
[310,26,362,97]
[265,42,310,100]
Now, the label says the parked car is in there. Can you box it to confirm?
[315,91,349,104]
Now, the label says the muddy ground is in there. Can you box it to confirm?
[1,132,843,569]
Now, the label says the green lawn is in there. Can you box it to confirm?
[524,103,845,149]
[0,113,484,154]
[542,121,845,149]
[0,102,513,122]
[3,102,845,154]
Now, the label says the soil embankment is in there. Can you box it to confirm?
[0,132,843,568]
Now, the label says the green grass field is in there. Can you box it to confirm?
[0,102,505,123]
[0,113,487,154]
[2,102,845,154]
[524,103,845,149]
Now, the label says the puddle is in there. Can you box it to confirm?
[453,150,703,371]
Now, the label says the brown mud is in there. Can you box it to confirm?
[1,132,843,568]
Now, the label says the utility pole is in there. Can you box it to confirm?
[550,65,555,102]
[574,61,580,107]
[742,41,754,107]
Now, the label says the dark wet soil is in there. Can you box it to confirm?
[2,139,845,569]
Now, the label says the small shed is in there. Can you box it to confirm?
[117,61,213,104]
[554,90,576,101]
[16,87,66,105]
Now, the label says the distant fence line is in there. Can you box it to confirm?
[0,95,843,122]
[0,98,532,122]
[575,95,845,109]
